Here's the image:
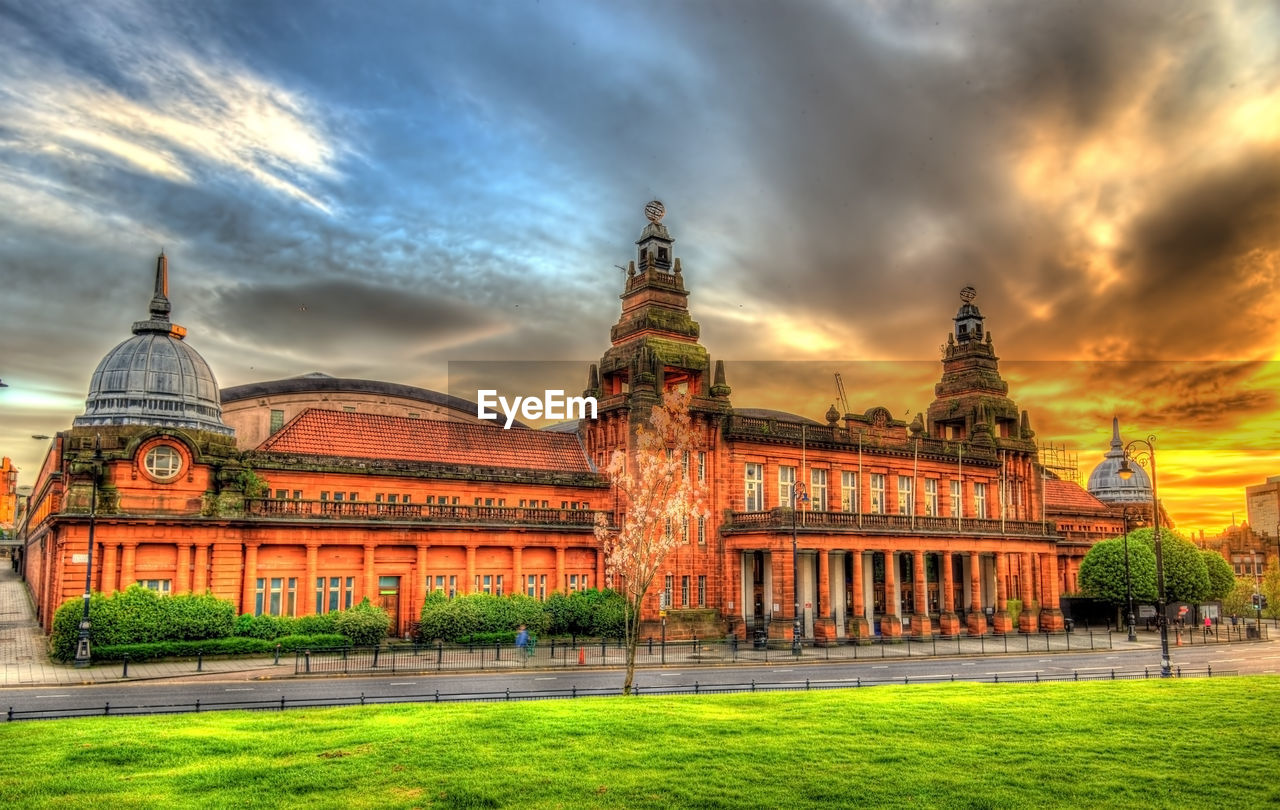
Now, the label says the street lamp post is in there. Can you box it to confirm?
[1120,507,1139,642]
[73,435,102,668]
[1117,434,1170,677]
[791,481,809,656]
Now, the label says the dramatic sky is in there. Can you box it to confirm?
[1,0,1278,535]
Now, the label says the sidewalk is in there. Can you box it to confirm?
[0,568,290,687]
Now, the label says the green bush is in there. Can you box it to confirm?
[334,598,391,646]
[417,592,549,642]
[90,633,349,662]
[416,590,623,642]
[49,587,236,661]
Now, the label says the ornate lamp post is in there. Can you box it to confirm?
[1120,507,1141,642]
[73,435,102,668]
[791,481,809,656]
[1117,434,1170,677]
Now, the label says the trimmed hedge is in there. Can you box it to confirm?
[51,586,389,661]
[333,598,392,646]
[50,587,236,661]
[416,589,625,643]
[91,634,349,662]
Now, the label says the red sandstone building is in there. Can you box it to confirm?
[22,207,1115,640]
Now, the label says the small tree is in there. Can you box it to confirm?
[1078,536,1157,626]
[595,390,707,695]
[1202,551,1236,602]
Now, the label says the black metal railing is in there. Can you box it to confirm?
[5,666,1234,722]
[724,508,1054,538]
[244,499,606,528]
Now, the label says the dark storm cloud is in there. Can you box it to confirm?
[200,279,500,359]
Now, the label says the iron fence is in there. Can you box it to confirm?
[294,630,1126,675]
[5,666,1235,722]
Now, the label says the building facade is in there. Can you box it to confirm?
[24,206,1110,640]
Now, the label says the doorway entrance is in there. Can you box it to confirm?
[378,575,400,637]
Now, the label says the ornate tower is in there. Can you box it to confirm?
[582,202,731,468]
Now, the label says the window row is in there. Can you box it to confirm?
[744,463,997,518]
[266,490,590,509]
[660,574,708,609]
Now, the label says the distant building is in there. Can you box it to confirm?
[1246,476,1280,540]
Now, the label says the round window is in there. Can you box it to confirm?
[144,445,183,480]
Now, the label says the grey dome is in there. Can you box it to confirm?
[1087,417,1151,505]
[74,253,233,436]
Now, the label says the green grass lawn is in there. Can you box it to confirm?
[2,677,1277,809]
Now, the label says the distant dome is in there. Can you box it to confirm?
[73,253,233,436]
[1087,417,1151,505]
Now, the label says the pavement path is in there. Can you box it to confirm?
[0,568,290,686]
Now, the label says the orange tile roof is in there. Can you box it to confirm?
[258,409,592,473]
[1044,479,1111,513]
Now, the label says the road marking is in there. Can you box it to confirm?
[772,669,793,673]
[1105,656,1117,659]
[1265,669,1276,673]
[389,682,416,686]
[658,672,683,677]
[871,665,889,669]
[534,677,557,681]
[1038,659,1052,663]
[36,694,70,698]
[224,688,254,692]
[961,662,976,666]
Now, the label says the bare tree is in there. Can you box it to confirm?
[595,390,707,695]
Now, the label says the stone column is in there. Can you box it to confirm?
[175,544,191,594]
[881,551,902,637]
[364,543,377,603]
[101,543,118,596]
[120,543,137,591]
[967,551,987,635]
[993,553,1013,633]
[1019,552,1038,633]
[911,550,931,636]
[305,544,319,615]
[850,551,869,639]
[512,546,524,597]
[814,551,835,643]
[938,551,960,635]
[193,544,209,593]
[1039,552,1065,630]
[242,543,258,616]
[554,546,566,594]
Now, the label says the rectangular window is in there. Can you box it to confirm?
[898,475,913,516]
[682,516,690,544]
[258,577,296,617]
[811,468,828,511]
[663,575,673,609]
[870,474,886,514]
[925,478,939,516]
[950,480,961,517]
[269,409,285,434]
[697,575,706,607]
[681,575,690,607]
[745,463,764,511]
[569,573,579,593]
[496,575,504,597]
[320,491,329,501]
[974,482,987,519]
[137,579,171,594]
[698,451,706,482]
[292,490,301,500]
[404,495,411,504]
[779,465,796,507]
[527,574,537,598]
[841,470,858,512]
[375,493,384,503]
[333,492,344,502]
[274,489,287,499]
[697,515,706,545]
[482,574,492,594]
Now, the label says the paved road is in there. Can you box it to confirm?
[5,639,1276,719]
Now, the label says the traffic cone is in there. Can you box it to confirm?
[578,648,585,666]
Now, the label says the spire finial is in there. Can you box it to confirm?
[150,250,171,322]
